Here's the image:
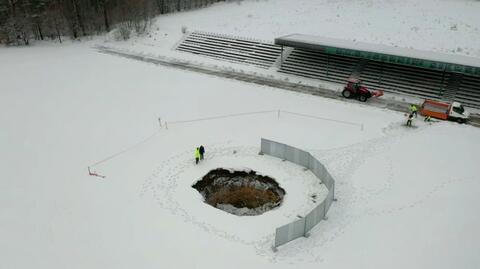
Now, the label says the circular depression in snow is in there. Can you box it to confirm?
[192,168,286,216]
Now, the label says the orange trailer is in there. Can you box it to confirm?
[420,100,449,120]
[420,99,470,123]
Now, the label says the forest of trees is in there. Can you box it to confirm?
[0,0,227,45]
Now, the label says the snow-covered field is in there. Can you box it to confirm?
[2,41,480,269]
[1,0,480,268]
[99,0,480,109]
[108,0,480,58]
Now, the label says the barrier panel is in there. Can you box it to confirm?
[305,200,326,233]
[274,217,306,247]
[260,138,336,249]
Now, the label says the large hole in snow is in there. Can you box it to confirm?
[192,168,286,216]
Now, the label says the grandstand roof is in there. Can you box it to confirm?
[275,34,480,77]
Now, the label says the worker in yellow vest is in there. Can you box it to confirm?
[410,104,418,118]
[195,147,201,165]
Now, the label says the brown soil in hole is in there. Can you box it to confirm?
[192,168,285,216]
[207,186,281,209]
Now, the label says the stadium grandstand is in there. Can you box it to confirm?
[275,34,480,109]
[175,31,480,109]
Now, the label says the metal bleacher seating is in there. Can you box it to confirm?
[176,31,282,68]
[278,49,358,84]
[176,32,480,108]
[455,75,480,109]
[280,48,447,100]
[360,61,446,100]
[279,48,480,108]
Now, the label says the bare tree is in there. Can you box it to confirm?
[0,0,229,45]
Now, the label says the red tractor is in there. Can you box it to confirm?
[342,78,384,102]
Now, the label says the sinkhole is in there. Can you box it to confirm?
[192,168,286,216]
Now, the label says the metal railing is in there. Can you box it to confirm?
[260,138,336,250]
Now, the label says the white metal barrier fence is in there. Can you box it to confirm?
[260,138,336,249]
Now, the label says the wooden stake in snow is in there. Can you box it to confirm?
[88,167,106,179]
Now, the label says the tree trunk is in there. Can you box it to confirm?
[103,2,109,32]
[156,0,164,14]
[37,23,44,40]
[22,31,29,45]
[70,19,78,38]
[54,16,62,43]
[72,0,86,36]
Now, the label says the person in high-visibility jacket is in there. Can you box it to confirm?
[410,104,418,118]
[195,148,201,165]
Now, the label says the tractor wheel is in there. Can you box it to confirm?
[342,89,352,98]
[358,95,368,102]
[456,118,466,124]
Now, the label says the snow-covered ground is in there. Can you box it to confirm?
[98,0,480,111]
[107,0,480,58]
[2,41,480,269]
[1,1,480,268]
